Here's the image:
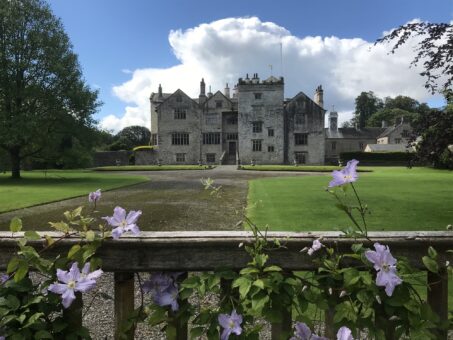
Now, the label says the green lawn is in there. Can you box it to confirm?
[0,170,148,213]
[248,167,453,231]
[241,165,372,172]
[94,165,215,171]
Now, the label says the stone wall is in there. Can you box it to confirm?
[134,150,159,165]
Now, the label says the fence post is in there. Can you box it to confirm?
[63,292,83,331]
[114,272,135,340]
[324,307,335,339]
[167,272,188,340]
[427,268,448,340]
[271,307,292,340]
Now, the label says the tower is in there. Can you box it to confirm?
[314,85,324,108]
[329,111,338,130]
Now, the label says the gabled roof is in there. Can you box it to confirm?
[286,91,325,111]
[157,89,200,107]
[202,90,233,106]
[325,127,385,139]
[377,122,411,138]
[150,92,172,102]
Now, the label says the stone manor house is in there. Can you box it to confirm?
[149,74,326,165]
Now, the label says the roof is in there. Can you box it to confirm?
[286,91,325,111]
[325,127,385,139]
[365,144,415,152]
[150,93,172,102]
[377,122,411,138]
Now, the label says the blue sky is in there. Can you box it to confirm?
[49,0,453,131]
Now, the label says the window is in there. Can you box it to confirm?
[295,114,305,125]
[395,138,401,144]
[206,153,216,163]
[331,141,336,151]
[175,95,182,102]
[215,100,223,108]
[227,116,238,125]
[252,139,262,152]
[172,133,189,145]
[203,133,220,145]
[205,113,218,125]
[174,108,186,119]
[294,152,307,164]
[226,133,238,140]
[268,128,274,137]
[151,134,158,145]
[294,133,308,145]
[268,145,275,152]
[175,153,185,162]
[402,130,409,138]
[359,142,364,150]
[254,93,262,100]
[252,121,263,133]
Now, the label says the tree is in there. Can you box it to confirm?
[410,103,453,169]
[353,91,383,129]
[0,0,99,178]
[376,22,453,94]
[108,126,151,151]
[366,95,429,127]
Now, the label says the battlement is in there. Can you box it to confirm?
[237,73,284,86]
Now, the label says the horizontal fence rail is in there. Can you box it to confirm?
[0,231,451,339]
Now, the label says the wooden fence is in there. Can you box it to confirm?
[0,231,451,339]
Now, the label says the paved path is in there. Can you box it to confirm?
[0,166,318,231]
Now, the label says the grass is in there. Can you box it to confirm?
[247,167,453,231]
[241,165,372,172]
[0,170,148,213]
[94,165,215,171]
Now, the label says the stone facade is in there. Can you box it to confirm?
[150,74,326,165]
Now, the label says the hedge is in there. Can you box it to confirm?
[339,151,413,165]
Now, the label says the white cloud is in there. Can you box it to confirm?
[101,16,436,132]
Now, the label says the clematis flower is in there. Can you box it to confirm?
[80,263,103,281]
[218,309,243,340]
[88,189,102,203]
[290,321,327,340]
[365,243,402,296]
[328,159,359,188]
[307,239,322,256]
[0,336,4,340]
[103,206,142,239]
[48,262,102,308]
[142,272,181,311]
[336,326,353,340]
[0,273,9,284]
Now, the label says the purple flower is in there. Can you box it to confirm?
[103,206,142,239]
[88,189,102,203]
[0,336,5,340]
[365,243,402,296]
[328,159,359,188]
[0,273,9,284]
[142,272,180,311]
[48,262,102,308]
[307,239,322,256]
[336,326,353,340]
[218,309,243,340]
[80,263,103,281]
[290,322,327,340]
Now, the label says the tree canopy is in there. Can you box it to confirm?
[108,126,151,151]
[0,0,100,178]
[353,91,383,128]
[376,22,453,94]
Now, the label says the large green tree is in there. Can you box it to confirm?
[108,125,151,151]
[353,91,383,128]
[0,0,99,178]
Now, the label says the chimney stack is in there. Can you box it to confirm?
[224,83,230,98]
[158,84,163,99]
[381,120,387,128]
[314,85,324,108]
[199,78,207,104]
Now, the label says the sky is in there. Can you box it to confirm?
[48,0,453,132]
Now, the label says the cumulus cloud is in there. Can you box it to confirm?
[101,16,435,132]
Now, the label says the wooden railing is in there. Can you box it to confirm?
[0,231,451,339]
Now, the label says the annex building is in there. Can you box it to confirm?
[149,74,326,165]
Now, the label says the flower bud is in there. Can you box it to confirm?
[339,290,347,298]
[375,295,382,304]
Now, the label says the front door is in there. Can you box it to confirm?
[228,141,236,160]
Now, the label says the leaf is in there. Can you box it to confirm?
[7,256,20,274]
[232,277,252,298]
[85,230,95,242]
[14,260,29,282]
[263,265,282,272]
[23,312,44,328]
[343,268,360,287]
[427,246,437,259]
[24,230,40,241]
[239,267,260,275]
[34,330,53,339]
[49,221,70,233]
[9,217,22,233]
[253,279,265,290]
[422,256,439,273]
[67,244,81,259]
[44,235,55,246]
[251,293,269,313]
[190,326,205,339]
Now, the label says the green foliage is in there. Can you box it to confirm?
[0,0,100,178]
[108,126,151,151]
[354,91,383,129]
